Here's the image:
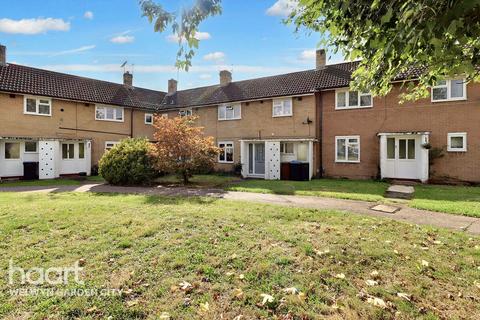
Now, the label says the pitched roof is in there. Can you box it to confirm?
[0,63,166,110]
[161,61,363,109]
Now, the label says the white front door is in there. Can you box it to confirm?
[247,142,265,176]
[383,135,421,180]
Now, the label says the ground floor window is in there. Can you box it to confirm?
[335,136,360,163]
[280,142,294,154]
[218,141,234,163]
[105,141,119,152]
[24,141,38,153]
[5,142,20,159]
[62,143,75,159]
[447,132,467,152]
[79,143,85,159]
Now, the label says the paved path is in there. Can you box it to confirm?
[1,183,480,235]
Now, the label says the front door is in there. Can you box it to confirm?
[384,136,419,179]
[248,143,265,176]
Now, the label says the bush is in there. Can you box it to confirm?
[99,138,156,185]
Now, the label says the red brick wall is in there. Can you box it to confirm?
[321,82,480,182]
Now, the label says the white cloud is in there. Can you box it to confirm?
[167,31,211,43]
[0,18,70,35]
[110,35,135,44]
[51,45,96,56]
[299,49,316,61]
[266,0,298,17]
[203,51,225,62]
[84,11,94,20]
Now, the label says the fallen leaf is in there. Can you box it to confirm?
[315,249,330,256]
[260,293,275,305]
[421,260,429,267]
[367,297,387,309]
[159,312,170,320]
[365,280,378,286]
[433,240,442,245]
[199,302,209,312]
[179,281,193,291]
[238,274,245,280]
[370,270,379,277]
[226,272,235,277]
[297,291,307,301]
[393,249,399,254]
[126,300,138,307]
[335,273,345,279]
[233,288,244,299]
[233,316,243,320]
[397,292,411,302]
[282,287,299,295]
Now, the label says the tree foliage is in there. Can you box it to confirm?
[140,0,222,70]
[99,138,157,185]
[291,0,480,100]
[140,0,480,100]
[151,115,219,184]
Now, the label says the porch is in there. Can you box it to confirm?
[239,138,315,180]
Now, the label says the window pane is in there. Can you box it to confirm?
[115,109,123,121]
[348,144,359,161]
[96,108,105,119]
[360,94,372,106]
[5,143,20,159]
[25,142,37,152]
[273,105,283,116]
[38,104,50,115]
[297,143,307,161]
[106,108,114,120]
[26,99,37,113]
[432,87,447,100]
[226,147,233,162]
[336,139,346,160]
[387,138,395,159]
[145,114,153,123]
[407,139,415,159]
[283,99,292,114]
[218,107,225,119]
[348,91,358,106]
[79,143,85,159]
[234,105,240,118]
[336,92,346,107]
[450,136,464,149]
[450,79,464,98]
[68,144,74,159]
[285,143,294,154]
[225,107,234,119]
[437,80,447,86]
[62,144,68,159]
[399,139,406,159]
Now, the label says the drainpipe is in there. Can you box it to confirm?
[130,108,134,138]
[315,90,323,178]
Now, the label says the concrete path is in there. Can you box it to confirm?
[1,183,480,235]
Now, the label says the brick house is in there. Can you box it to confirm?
[0,44,478,182]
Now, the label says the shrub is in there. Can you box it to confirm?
[99,138,156,185]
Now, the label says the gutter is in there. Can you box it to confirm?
[315,90,323,178]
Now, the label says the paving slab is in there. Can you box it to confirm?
[370,204,400,214]
[386,185,415,199]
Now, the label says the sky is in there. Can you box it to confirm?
[0,0,344,92]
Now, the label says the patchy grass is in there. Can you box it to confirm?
[156,174,238,188]
[227,178,389,202]
[0,175,104,187]
[0,192,479,319]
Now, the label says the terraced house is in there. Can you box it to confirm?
[1,44,479,183]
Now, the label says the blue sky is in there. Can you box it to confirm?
[0,0,342,92]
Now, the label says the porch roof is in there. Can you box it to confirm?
[239,138,317,142]
[0,136,91,142]
[377,132,431,136]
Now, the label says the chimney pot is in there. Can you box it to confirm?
[316,49,326,69]
[0,45,6,66]
[123,71,133,87]
[219,70,232,86]
[168,79,177,94]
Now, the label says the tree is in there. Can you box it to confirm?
[150,115,219,184]
[140,0,480,100]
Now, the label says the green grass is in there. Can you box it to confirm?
[227,178,389,202]
[0,175,105,187]
[0,192,479,319]
[156,174,239,188]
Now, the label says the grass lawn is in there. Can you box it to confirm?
[0,175,105,187]
[0,192,479,319]
[156,174,239,188]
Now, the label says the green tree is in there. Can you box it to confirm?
[140,0,480,100]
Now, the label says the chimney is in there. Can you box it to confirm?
[316,49,326,69]
[0,45,6,66]
[123,71,133,87]
[219,70,232,86]
[168,79,177,94]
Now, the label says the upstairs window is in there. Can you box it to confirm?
[447,132,467,152]
[179,108,193,117]
[145,113,153,125]
[273,98,293,117]
[218,104,241,120]
[95,105,124,122]
[336,90,372,109]
[432,79,466,102]
[335,136,360,163]
[24,96,52,116]
[218,141,234,163]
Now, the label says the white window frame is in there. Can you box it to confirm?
[24,141,38,153]
[61,143,75,160]
[105,141,119,152]
[95,105,124,122]
[4,142,21,160]
[218,104,241,121]
[335,89,372,110]
[272,98,293,117]
[24,96,52,116]
[161,113,168,118]
[335,136,360,163]
[179,108,193,117]
[431,78,467,102]
[280,142,294,154]
[447,132,467,152]
[218,141,234,163]
[145,113,153,125]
